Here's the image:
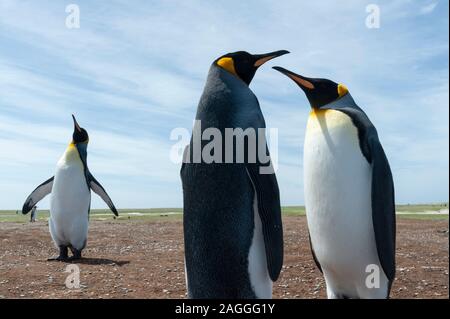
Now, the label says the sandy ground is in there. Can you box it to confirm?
[0,216,448,299]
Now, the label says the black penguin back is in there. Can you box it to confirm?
[182,65,265,298]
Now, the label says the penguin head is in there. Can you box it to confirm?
[72,115,89,144]
[215,50,289,85]
[273,66,349,108]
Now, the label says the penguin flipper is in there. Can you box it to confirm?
[246,164,283,282]
[22,176,54,214]
[87,172,118,216]
[369,135,396,286]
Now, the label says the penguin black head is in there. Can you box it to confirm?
[72,115,89,144]
[215,50,289,85]
[273,66,349,108]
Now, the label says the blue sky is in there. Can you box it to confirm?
[0,0,448,209]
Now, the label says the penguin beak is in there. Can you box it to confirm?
[72,114,82,133]
[272,66,315,91]
[253,50,290,67]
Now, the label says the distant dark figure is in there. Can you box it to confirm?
[30,206,37,223]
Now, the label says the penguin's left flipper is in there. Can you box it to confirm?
[22,176,54,214]
[369,135,396,287]
[87,172,119,216]
[246,163,283,282]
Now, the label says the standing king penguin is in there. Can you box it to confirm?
[181,50,289,298]
[22,115,118,260]
[273,67,396,299]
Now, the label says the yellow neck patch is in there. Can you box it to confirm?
[64,143,81,164]
[217,57,237,76]
[337,84,348,97]
[309,108,328,118]
[308,109,354,132]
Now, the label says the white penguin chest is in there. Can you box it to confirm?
[51,145,91,218]
[303,109,376,266]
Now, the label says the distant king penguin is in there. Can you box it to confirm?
[181,50,289,298]
[22,115,118,260]
[273,66,396,299]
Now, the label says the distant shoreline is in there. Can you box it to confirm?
[1,203,448,211]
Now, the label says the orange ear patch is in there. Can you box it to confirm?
[338,84,348,97]
[217,57,237,76]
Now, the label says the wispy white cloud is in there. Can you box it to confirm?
[420,2,438,15]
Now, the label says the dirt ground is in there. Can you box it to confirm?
[0,216,448,299]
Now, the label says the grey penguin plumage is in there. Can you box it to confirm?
[181,50,288,298]
[273,66,396,299]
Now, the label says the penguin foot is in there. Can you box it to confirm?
[69,246,82,260]
[47,256,69,262]
[47,246,69,261]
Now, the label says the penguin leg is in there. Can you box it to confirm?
[326,287,341,299]
[325,278,345,299]
[68,245,82,260]
[47,245,69,261]
[326,286,354,299]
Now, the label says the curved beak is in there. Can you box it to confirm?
[72,114,82,133]
[272,66,315,91]
[253,50,290,67]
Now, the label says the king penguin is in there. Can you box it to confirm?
[181,50,289,299]
[22,115,118,260]
[273,66,396,299]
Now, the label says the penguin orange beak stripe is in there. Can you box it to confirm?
[72,114,82,132]
[272,66,315,89]
[253,50,290,67]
